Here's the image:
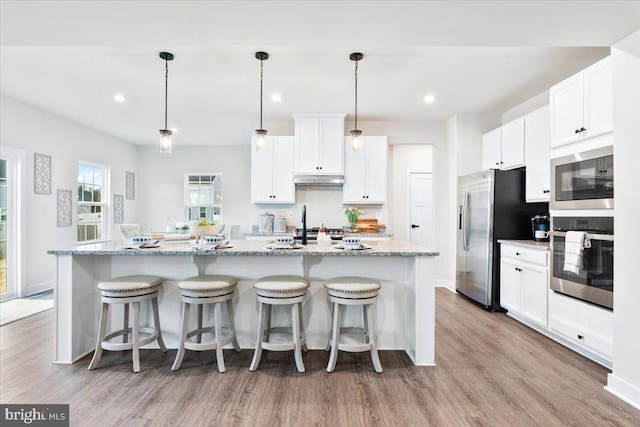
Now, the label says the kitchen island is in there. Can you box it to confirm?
[48,240,438,366]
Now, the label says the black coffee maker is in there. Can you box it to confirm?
[531,214,550,242]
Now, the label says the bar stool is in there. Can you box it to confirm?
[324,277,383,373]
[250,275,309,373]
[171,275,240,372]
[88,275,167,373]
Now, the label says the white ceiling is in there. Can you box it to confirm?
[1,1,639,146]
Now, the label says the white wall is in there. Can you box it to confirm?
[0,95,139,295]
[606,32,640,410]
[137,120,445,239]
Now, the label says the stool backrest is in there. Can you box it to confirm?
[119,224,141,239]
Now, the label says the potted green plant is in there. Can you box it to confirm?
[344,207,364,231]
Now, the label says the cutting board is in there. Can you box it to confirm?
[355,219,380,233]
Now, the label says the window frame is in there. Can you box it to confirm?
[77,160,110,244]
[184,173,222,224]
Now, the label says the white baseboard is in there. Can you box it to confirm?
[436,279,455,292]
[606,373,640,411]
[24,280,53,297]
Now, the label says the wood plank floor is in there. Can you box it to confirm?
[1,288,639,426]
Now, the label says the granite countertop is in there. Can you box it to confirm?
[497,239,551,251]
[48,239,438,257]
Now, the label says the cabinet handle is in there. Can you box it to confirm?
[575,129,580,134]
[543,190,550,194]
[495,162,499,166]
[516,252,520,256]
[365,196,369,199]
[411,224,420,229]
[577,334,584,340]
[579,127,586,132]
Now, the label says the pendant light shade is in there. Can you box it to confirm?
[255,51,269,151]
[349,52,363,152]
[159,51,174,154]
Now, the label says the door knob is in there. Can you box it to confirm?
[411,224,420,228]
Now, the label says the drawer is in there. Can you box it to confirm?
[501,244,548,267]
[548,290,613,358]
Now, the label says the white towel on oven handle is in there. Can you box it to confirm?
[563,231,588,274]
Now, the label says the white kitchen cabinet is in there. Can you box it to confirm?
[524,105,551,202]
[548,289,613,361]
[293,113,345,175]
[482,119,525,171]
[550,56,612,148]
[500,243,549,328]
[500,117,525,169]
[251,136,295,204]
[343,136,388,204]
[482,128,502,170]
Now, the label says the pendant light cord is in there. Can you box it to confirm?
[259,59,264,130]
[354,59,359,130]
[164,59,169,130]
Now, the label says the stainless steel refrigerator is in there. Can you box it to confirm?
[456,169,546,310]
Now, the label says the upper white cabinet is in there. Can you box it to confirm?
[251,136,295,204]
[293,113,345,175]
[550,56,612,148]
[343,136,388,204]
[482,128,502,170]
[500,117,526,169]
[525,105,551,202]
[482,118,525,171]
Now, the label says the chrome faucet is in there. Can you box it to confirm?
[301,204,307,245]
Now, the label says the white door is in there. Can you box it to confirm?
[525,105,551,202]
[499,257,521,312]
[363,136,388,204]
[250,136,275,203]
[482,128,502,170]
[407,173,432,247]
[0,149,22,302]
[550,72,584,147]
[583,56,613,140]
[271,137,295,203]
[343,136,367,203]
[500,117,525,170]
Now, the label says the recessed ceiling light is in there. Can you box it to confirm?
[113,94,126,103]
[423,94,436,104]
[170,127,178,133]
[271,93,282,102]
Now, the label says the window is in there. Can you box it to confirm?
[185,174,222,223]
[77,162,108,242]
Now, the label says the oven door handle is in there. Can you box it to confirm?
[550,231,614,241]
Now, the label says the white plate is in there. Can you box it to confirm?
[334,244,373,251]
[265,244,305,250]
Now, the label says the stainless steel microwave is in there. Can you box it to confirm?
[550,146,613,210]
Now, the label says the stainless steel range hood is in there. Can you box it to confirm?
[293,175,344,186]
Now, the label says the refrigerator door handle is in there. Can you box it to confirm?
[462,191,469,251]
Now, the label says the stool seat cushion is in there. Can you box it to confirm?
[324,277,381,294]
[98,275,163,292]
[178,275,238,292]
[254,275,310,293]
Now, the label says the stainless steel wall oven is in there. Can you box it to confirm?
[550,216,613,310]
[550,146,613,210]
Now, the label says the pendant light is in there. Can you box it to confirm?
[159,51,174,154]
[255,51,269,151]
[349,52,364,152]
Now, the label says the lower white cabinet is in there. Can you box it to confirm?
[500,242,613,366]
[548,289,613,360]
[500,244,548,328]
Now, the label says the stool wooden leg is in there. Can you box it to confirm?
[249,302,265,371]
[214,302,226,373]
[132,302,141,373]
[196,304,204,344]
[367,303,383,373]
[227,298,241,352]
[88,302,109,370]
[292,303,305,373]
[264,304,272,342]
[123,304,130,344]
[152,296,167,352]
[363,304,370,344]
[327,302,341,373]
[171,302,190,371]
[298,302,308,352]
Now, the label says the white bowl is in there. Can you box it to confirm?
[275,236,294,245]
[204,235,224,244]
[132,236,151,244]
[342,237,360,246]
